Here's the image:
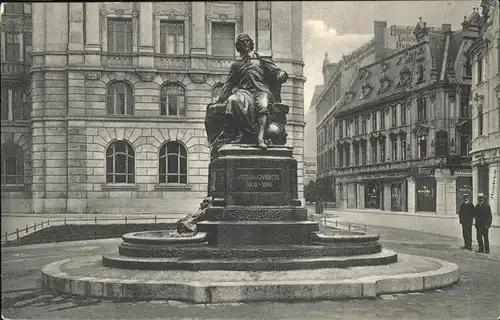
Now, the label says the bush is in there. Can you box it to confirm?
[304,180,317,204]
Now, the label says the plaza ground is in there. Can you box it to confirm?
[2,215,500,320]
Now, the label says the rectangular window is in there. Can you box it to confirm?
[212,22,235,57]
[24,32,32,61]
[332,147,336,167]
[460,91,471,118]
[371,141,377,164]
[478,110,483,135]
[5,3,24,14]
[400,103,407,125]
[5,33,21,62]
[107,19,133,53]
[464,58,472,78]
[361,141,367,165]
[339,121,344,138]
[11,89,24,121]
[418,136,427,159]
[477,57,483,83]
[345,144,351,167]
[355,116,359,135]
[392,139,398,161]
[372,111,377,132]
[459,134,470,156]
[362,115,367,133]
[401,137,407,160]
[339,147,344,167]
[417,97,427,121]
[380,111,385,130]
[1,87,9,120]
[160,21,184,55]
[354,143,359,165]
[345,120,350,137]
[380,140,386,162]
[392,105,397,127]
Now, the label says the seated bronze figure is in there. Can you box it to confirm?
[205,34,290,160]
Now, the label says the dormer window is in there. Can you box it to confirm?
[361,82,373,99]
[381,61,389,72]
[417,65,425,82]
[345,91,355,104]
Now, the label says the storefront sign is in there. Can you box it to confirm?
[491,168,497,200]
[386,25,441,50]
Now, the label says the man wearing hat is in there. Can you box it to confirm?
[458,195,474,250]
[474,193,493,254]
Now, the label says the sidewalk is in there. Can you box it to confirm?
[323,208,499,247]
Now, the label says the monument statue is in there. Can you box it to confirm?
[205,34,290,159]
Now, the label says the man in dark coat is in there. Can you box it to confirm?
[458,195,474,250]
[474,193,493,254]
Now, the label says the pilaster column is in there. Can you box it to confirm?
[383,183,391,211]
[358,183,365,209]
[68,3,84,52]
[472,165,479,202]
[138,2,154,70]
[84,2,101,68]
[31,3,46,55]
[7,89,13,120]
[242,1,256,42]
[407,177,416,213]
[191,2,207,54]
[1,33,5,60]
[45,3,68,52]
[435,168,457,215]
[19,32,24,62]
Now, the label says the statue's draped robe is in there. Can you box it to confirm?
[205,51,285,146]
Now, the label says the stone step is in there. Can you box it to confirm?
[118,242,382,259]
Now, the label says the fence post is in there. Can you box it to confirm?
[348,223,351,230]
[64,218,67,225]
[16,228,19,239]
[5,232,7,242]
[125,216,127,224]
[41,221,44,228]
[48,218,50,226]
[155,215,157,223]
[34,223,36,231]
[335,220,338,227]
[26,225,28,234]
[95,216,97,224]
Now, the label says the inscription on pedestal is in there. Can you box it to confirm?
[235,168,282,192]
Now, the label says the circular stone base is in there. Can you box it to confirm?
[41,252,459,303]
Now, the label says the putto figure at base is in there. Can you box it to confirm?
[205,34,290,159]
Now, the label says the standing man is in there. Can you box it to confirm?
[458,195,474,250]
[474,193,493,254]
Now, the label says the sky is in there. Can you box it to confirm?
[301,0,480,111]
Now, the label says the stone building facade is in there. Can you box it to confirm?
[315,21,393,204]
[0,2,305,214]
[0,3,33,214]
[325,17,475,215]
[468,0,500,217]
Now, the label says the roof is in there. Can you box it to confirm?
[333,31,451,117]
[310,85,325,107]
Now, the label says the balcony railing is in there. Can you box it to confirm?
[1,62,30,78]
[102,54,137,68]
[207,57,233,71]
[154,56,190,70]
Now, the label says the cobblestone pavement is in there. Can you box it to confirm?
[2,226,500,320]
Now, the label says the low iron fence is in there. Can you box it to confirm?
[1,215,177,244]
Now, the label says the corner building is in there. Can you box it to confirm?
[1,2,304,214]
[331,17,475,214]
[468,0,500,218]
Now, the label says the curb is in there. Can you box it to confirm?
[41,254,459,303]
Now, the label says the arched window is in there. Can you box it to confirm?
[159,141,187,184]
[160,83,185,116]
[1,143,24,185]
[212,83,223,103]
[106,141,135,183]
[107,81,134,115]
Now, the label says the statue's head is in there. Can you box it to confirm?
[235,34,254,54]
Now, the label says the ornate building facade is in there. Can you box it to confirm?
[468,0,500,217]
[1,2,305,214]
[320,17,476,215]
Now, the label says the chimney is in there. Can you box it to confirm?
[374,20,387,59]
[441,23,452,34]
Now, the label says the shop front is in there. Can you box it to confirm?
[365,181,382,209]
[416,177,436,212]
